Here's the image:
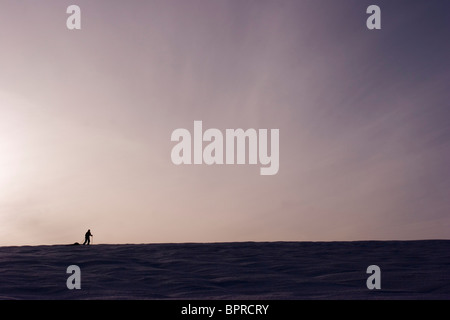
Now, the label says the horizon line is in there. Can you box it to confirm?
[1,238,449,248]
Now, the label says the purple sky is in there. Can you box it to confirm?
[0,0,449,245]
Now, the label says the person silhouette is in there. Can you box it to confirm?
[83,229,93,245]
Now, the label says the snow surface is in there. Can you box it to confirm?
[0,240,449,300]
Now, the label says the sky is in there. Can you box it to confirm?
[0,0,449,246]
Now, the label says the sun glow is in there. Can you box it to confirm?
[0,92,32,199]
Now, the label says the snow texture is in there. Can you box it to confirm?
[0,240,449,300]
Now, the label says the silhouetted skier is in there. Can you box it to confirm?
[83,229,93,245]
